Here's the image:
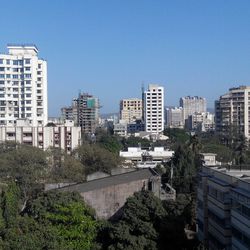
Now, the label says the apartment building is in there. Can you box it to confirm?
[215,86,250,139]
[61,92,100,134]
[180,96,206,120]
[0,44,48,126]
[187,112,215,132]
[143,84,164,134]
[197,164,250,250]
[165,107,184,128]
[0,119,81,153]
[120,98,142,123]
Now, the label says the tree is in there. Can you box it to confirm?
[2,191,98,250]
[73,143,121,175]
[98,191,166,250]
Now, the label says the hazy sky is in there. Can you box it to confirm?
[1,0,250,115]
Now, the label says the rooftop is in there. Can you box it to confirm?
[59,168,158,193]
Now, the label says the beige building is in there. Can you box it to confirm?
[0,119,81,153]
[120,98,142,123]
[215,86,250,139]
[197,164,250,250]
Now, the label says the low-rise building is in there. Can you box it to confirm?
[0,119,81,152]
[187,112,215,132]
[120,146,174,165]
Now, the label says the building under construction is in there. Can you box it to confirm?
[61,92,100,134]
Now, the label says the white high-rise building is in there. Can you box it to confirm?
[166,107,184,128]
[180,96,206,120]
[0,44,48,126]
[143,84,164,134]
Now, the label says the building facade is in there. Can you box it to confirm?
[0,119,81,153]
[180,96,206,121]
[215,86,250,139]
[143,84,164,134]
[62,92,100,134]
[120,98,142,123]
[165,107,184,128]
[0,44,48,126]
[197,164,250,250]
[187,112,215,132]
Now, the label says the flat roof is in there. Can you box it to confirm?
[59,168,158,193]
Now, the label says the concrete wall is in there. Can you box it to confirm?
[80,179,149,219]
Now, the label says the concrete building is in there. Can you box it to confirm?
[180,96,206,121]
[215,86,250,139]
[0,119,81,153]
[49,168,173,219]
[187,112,215,132]
[120,146,174,166]
[166,107,184,128]
[61,92,100,134]
[0,44,48,126]
[120,98,142,123]
[197,164,250,250]
[143,84,164,134]
[113,120,127,137]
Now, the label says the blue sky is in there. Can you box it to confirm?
[1,0,250,115]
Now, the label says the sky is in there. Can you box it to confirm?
[1,0,250,116]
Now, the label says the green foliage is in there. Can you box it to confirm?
[99,191,166,250]
[47,147,86,182]
[121,136,151,149]
[95,128,123,154]
[163,128,190,145]
[1,191,98,250]
[74,143,121,175]
[2,182,20,228]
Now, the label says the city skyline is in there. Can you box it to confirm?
[1,1,250,116]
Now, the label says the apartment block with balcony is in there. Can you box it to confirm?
[197,165,250,250]
[0,119,81,153]
[0,44,48,126]
[215,86,250,139]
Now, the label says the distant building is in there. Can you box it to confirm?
[166,107,184,128]
[143,84,164,134]
[0,44,48,126]
[61,92,100,134]
[180,96,206,121]
[113,120,127,137]
[0,119,81,153]
[187,112,215,132]
[215,86,250,139]
[120,98,142,123]
[197,164,250,250]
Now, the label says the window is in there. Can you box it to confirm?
[26,100,31,104]
[0,81,4,85]
[25,59,31,64]
[18,60,23,66]
[25,67,30,71]
[25,74,31,78]
[26,94,31,97]
[0,75,4,79]
[13,68,18,72]
[13,60,18,65]
[26,80,31,85]
[0,59,3,64]
[12,75,18,79]
[6,59,10,65]
[6,74,11,79]
[0,67,4,71]
[26,107,31,111]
